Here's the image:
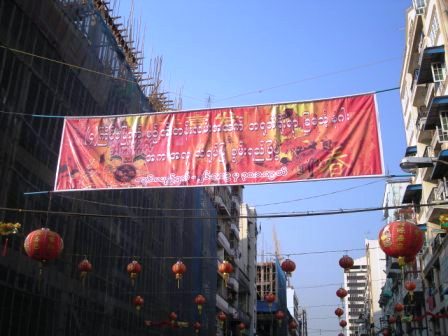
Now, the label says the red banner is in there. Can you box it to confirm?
[54,93,384,191]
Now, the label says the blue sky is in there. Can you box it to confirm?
[119,1,410,334]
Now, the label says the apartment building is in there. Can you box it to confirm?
[394,0,448,334]
[344,257,368,336]
[364,239,387,335]
[256,260,289,336]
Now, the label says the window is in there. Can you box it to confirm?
[429,14,440,46]
[440,111,448,132]
[413,0,426,14]
[431,62,446,82]
[439,111,448,142]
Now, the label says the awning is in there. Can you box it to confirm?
[417,45,445,85]
[418,224,427,232]
[424,95,448,130]
[256,300,279,313]
[402,184,422,204]
[405,146,417,157]
[431,149,448,179]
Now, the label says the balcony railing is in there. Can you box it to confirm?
[423,145,435,158]
[428,180,448,204]
[431,232,446,253]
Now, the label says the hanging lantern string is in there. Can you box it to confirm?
[1,201,445,220]
[67,253,220,260]
[259,247,377,257]
[43,191,53,228]
[64,246,378,260]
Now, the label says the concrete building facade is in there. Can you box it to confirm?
[344,256,368,336]
[364,239,387,335]
[383,0,448,335]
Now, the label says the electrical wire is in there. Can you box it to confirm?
[0,44,141,85]
[0,43,401,110]
[67,245,375,260]
[214,57,401,102]
[0,201,436,219]
[258,247,370,257]
[253,179,384,207]
[21,174,409,213]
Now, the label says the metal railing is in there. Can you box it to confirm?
[431,232,446,252]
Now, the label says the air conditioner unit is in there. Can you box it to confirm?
[413,0,426,15]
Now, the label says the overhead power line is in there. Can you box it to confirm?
[215,57,401,102]
[0,44,139,85]
[0,201,442,219]
[1,43,400,112]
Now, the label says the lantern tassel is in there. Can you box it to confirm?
[2,237,8,256]
[81,272,86,288]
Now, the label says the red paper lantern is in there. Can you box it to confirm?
[78,258,92,279]
[378,221,424,266]
[394,303,404,313]
[405,280,417,296]
[339,320,347,328]
[388,316,397,324]
[217,311,227,321]
[194,294,206,314]
[193,322,201,334]
[218,260,234,285]
[339,255,354,272]
[133,295,144,311]
[275,310,285,325]
[281,258,296,276]
[335,307,344,318]
[336,288,348,300]
[127,260,142,286]
[288,320,298,331]
[382,328,390,336]
[24,228,64,263]
[172,260,187,288]
[169,312,177,327]
[238,322,246,331]
[217,311,227,329]
[264,293,276,308]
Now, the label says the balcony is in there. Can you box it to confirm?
[217,231,234,256]
[431,232,446,253]
[402,183,422,204]
[216,293,229,313]
[385,259,401,279]
[230,223,240,238]
[431,149,448,179]
[422,232,447,273]
[412,69,428,108]
[416,112,434,143]
[228,276,239,293]
[424,96,448,132]
[215,195,231,217]
[417,46,445,85]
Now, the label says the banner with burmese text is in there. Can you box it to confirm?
[54,93,384,191]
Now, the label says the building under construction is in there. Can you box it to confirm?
[0,0,222,335]
[256,260,289,336]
